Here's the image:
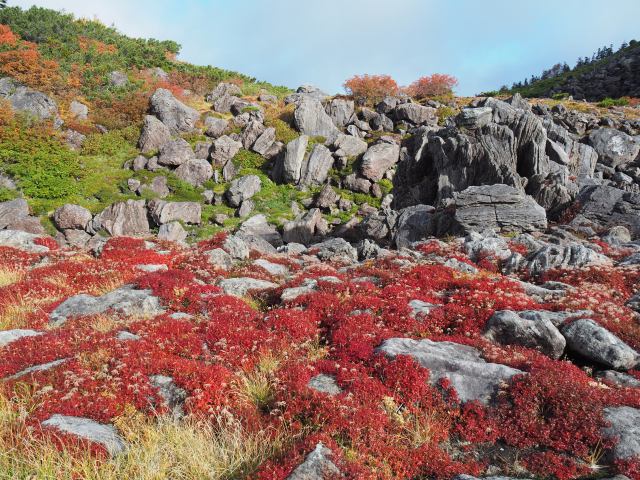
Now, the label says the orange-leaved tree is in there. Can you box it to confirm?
[406,74,458,99]
[344,74,399,105]
[0,24,18,46]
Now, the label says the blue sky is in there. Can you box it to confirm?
[12,0,640,95]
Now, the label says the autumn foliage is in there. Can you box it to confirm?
[405,73,458,99]
[343,74,399,105]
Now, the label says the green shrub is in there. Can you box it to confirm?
[598,97,629,108]
[436,106,457,125]
[81,127,139,156]
[552,92,570,100]
[266,118,299,144]
[233,149,267,171]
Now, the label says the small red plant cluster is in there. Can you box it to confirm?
[405,73,459,99]
[343,74,399,105]
[0,236,639,479]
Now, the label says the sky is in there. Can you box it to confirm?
[10,0,640,96]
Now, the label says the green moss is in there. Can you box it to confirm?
[266,118,299,144]
[233,149,268,172]
[377,178,393,196]
[241,106,261,113]
[0,188,19,203]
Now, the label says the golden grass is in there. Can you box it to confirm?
[234,354,280,410]
[0,294,53,330]
[0,266,24,288]
[0,390,287,480]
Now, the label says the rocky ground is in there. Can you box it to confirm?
[1,71,640,479]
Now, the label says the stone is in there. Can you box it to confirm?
[225,175,262,208]
[206,248,234,270]
[238,214,283,247]
[343,173,371,194]
[281,279,319,302]
[589,128,640,168]
[308,374,342,395]
[408,300,438,318]
[237,199,254,217]
[204,116,228,138]
[576,185,640,238]
[286,443,341,480]
[258,93,278,104]
[516,309,592,327]
[561,319,639,370]
[132,155,148,171]
[241,120,266,149]
[0,230,49,253]
[603,407,640,460]
[93,200,149,236]
[325,98,355,128]
[64,129,86,151]
[525,243,611,276]
[212,94,245,114]
[223,234,250,260]
[69,100,89,120]
[140,176,170,198]
[438,184,547,236]
[150,374,187,417]
[252,127,276,156]
[283,209,322,245]
[456,107,493,129]
[116,331,141,341]
[360,142,400,181]
[42,415,126,456]
[393,205,435,249]
[206,82,242,103]
[294,96,339,138]
[136,264,168,273]
[108,71,128,87]
[53,204,92,231]
[50,285,164,326]
[174,159,213,187]
[394,103,437,125]
[193,141,213,160]
[218,277,278,297]
[0,329,42,347]
[332,133,368,158]
[254,258,289,276]
[149,88,199,135]
[157,138,194,167]
[597,370,640,388]
[0,198,30,230]
[313,184,340,210]
[275,135,309,184]
[311,237,358,263]
[148,200,201,225]
[0,77,59,122]
[300,144,334,186]
[484,310,566,359]
[210,135,243,166]
[138,115,172,154]
[377,338,523,404]
[7,358,68,380]
[157,222,187,243]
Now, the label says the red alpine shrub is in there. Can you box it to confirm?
[343,74,399,105]
[405,74,458,99]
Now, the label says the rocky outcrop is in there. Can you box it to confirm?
[93,200,149,237]
[0,77,59,123]
[149,88,199,134]
[138,115,172,153]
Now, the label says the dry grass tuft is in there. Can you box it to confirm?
[0,294,53,330]
[0,266,24,288]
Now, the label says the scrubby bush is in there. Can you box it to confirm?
[343,74,399,105]
[598,97,630,108]
[405,74,458,99]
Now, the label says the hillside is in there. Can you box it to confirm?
[498,40,640,101]
[1,5,640,480]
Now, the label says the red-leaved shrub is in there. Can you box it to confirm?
[343,74,399,105]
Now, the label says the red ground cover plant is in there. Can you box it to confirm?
[1,234,639,479]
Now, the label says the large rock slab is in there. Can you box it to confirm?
[138,115,172,154]
[149,88,199,135]
[0,230,50,253]
[0,77,59,122]
[561,319,639,370]
[238,214,283,247]
[49,286,164,326]
[0,198,30,229]
[294,97,339,138]
[148,200,201,225]
[93,200,150,236]
[225,175,261,208]
[576,185,640,238]
[589,128,640,168]
[377,338,523,404]
[393,205,435,249]
[360,142,400,182]
[174,158,213,187]
[325,98,355,128]
[53,204,92,231]
[42,415,126,456]
[437,184,547,235]
[0,329,42,348]
[394,103,437,125]
[157,138,194,167]
[603,406,640,460]
[484,310,566,359]
[274,135,308,184]
[218,277,278,297]
[286,443,341,480]
[524,243,611,275]
[210,135,242,166]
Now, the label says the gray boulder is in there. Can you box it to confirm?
[311,237,358,263]
[524,243,611,276]
[300,144,334,186]
[210,135,242,166]
[437,184,547,235]
[377,338,523,404]
[149,88,199,135]
[150,374,187,417]
[294,97,339,138]
[577,185,640,238]
[286,443,341,480]
[138,115,172,154]
[218,277,278,297]
[277,135,308,184]
[0,198,30,230]
[108,71,128,87]
[561,319,639,370]
[42,415,126,456]
[148,200,201,225]
[0,77,59,122]
[174,158,213,187]
[332,134,368,159]
[206,248,234,270]
[225,175,262,208]
[393,205,435,249]
[206,82,242,103]
[603,407,640,460]
[238,214,283,247]
[93,200,149,236]
[204,116,228,138]
[283,209,322,245]
[50,285,164,326]
[157,138,194,167]
[597,370,640,388]
[53,204,92,231]
[252,127,276,156]
[325,98,355,128]
[456,107,493,129]
[360,142,400,181]
[157,222,187,243]
[308,374,342,396]
[0,230,50,253]
[589,128,640,168]
[69,100,89,120]
[484,310,566,359]
[394,103,437,125]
